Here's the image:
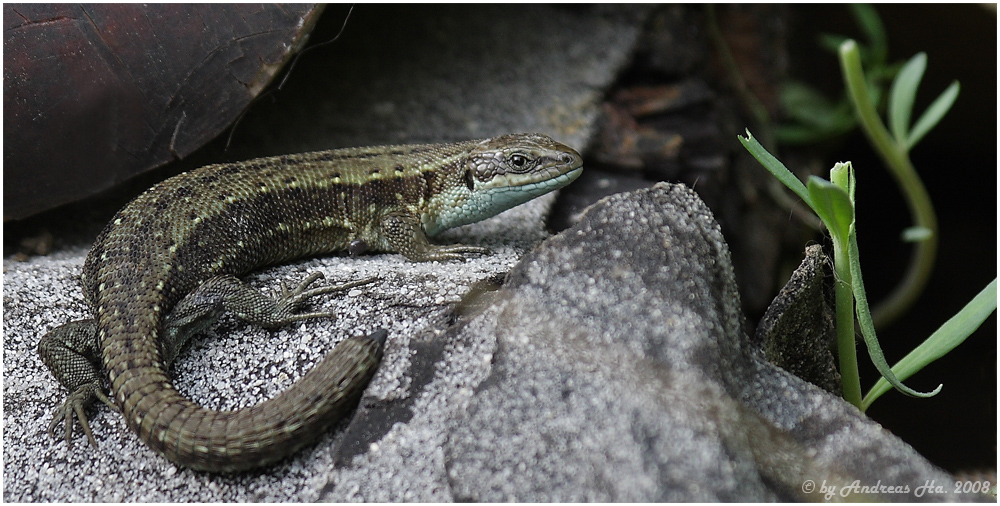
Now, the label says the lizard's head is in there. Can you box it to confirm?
[425,133,583,236]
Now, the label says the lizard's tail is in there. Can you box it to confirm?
[111,330,386,472]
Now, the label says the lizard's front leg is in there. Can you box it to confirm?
[380,210,489,262]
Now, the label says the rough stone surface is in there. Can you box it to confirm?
[327,184,985,502]
[754,243,841,395]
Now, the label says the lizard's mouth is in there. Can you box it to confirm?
[470,161,583,219]
[486,165,583,193]
[425,163,583,237]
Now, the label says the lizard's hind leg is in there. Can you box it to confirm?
[38,319,115,448]
[160,273,379,363]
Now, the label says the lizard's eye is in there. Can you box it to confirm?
[464,168,475,191]
[509,154,529,167]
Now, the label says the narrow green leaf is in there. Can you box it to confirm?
[780,82,838,127]
[888,53,927,147]
[849,231,943,401]
[863,279,997,409]
[738,130,812,207]
[907,81,960,150]
[775,91,858,145]
[849,4,887,65]
[807,176,853,241]
[840,40,911,183]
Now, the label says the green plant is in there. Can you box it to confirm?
[862,279,997,409]
[775,4,898,145]
[777,6,960,328]
[740,132,996,410]
[839,41,958,327]
[739,34,994,410]
[723,6,993,410]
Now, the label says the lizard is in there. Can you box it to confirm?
[37,133,583,472]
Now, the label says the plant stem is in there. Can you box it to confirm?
[833,238,863,408]
[839,40,939,328]
[870,161,937,327]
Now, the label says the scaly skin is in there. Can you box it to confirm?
[38,133,583,472]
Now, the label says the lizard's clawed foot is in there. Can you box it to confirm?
[409,244,490,262]
[47,381,114,449]
[274,273,380,321]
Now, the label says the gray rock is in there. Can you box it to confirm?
[445,182,762,501]
[754,243,841,395]
[754,244,843,395]
[329,183,984,502]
